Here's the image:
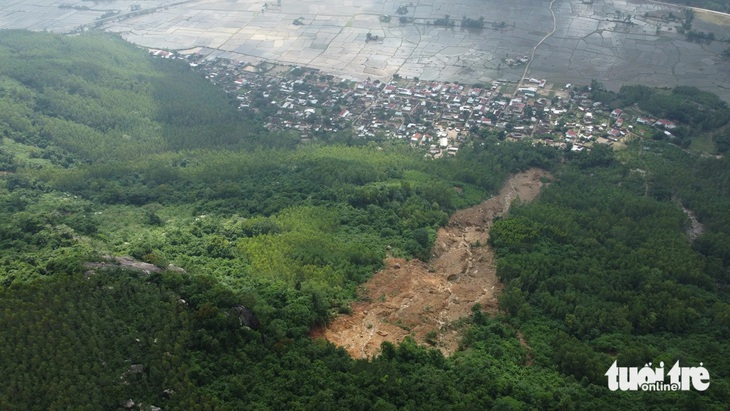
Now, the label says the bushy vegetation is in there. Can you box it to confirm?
[0,30,728,410]
[0,30,265,164]
[490,142,730,407]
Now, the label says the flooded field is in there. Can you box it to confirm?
[2,0,730,98]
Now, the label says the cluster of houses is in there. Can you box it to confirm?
[533,92,678,152]
[150,49,683,155]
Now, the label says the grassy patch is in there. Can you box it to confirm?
[1,138,54,169]
[689,133,716,154]
[499,83,517,95]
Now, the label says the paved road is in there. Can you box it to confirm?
[515,0,558,98]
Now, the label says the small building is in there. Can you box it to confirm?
[654,119,676,129]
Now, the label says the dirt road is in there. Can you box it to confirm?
[313,168,551,358]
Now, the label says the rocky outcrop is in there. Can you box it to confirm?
[83,255,185,275]
[233,305,260,330]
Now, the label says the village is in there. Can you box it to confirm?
[153,49,680,157]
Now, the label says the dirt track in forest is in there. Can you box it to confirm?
[312,168,551,358]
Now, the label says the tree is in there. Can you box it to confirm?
[715,134,730,153]
[590,79,603,92]
[682,8,694,31]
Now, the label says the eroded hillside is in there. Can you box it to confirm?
[314,168,551,357]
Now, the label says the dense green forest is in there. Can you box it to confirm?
[0,30,728,410]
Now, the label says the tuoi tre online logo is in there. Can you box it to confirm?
[605,360,710,392]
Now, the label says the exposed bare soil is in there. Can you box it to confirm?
[681,206,705,241]
[312,168,551,358]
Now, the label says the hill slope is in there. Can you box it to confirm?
[0,30,728,410]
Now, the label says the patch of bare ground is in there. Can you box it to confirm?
[83,255,185,276]
[681,205,705,241]
[312,168,552,358]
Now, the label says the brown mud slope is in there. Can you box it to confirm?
[313,168,552,358]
